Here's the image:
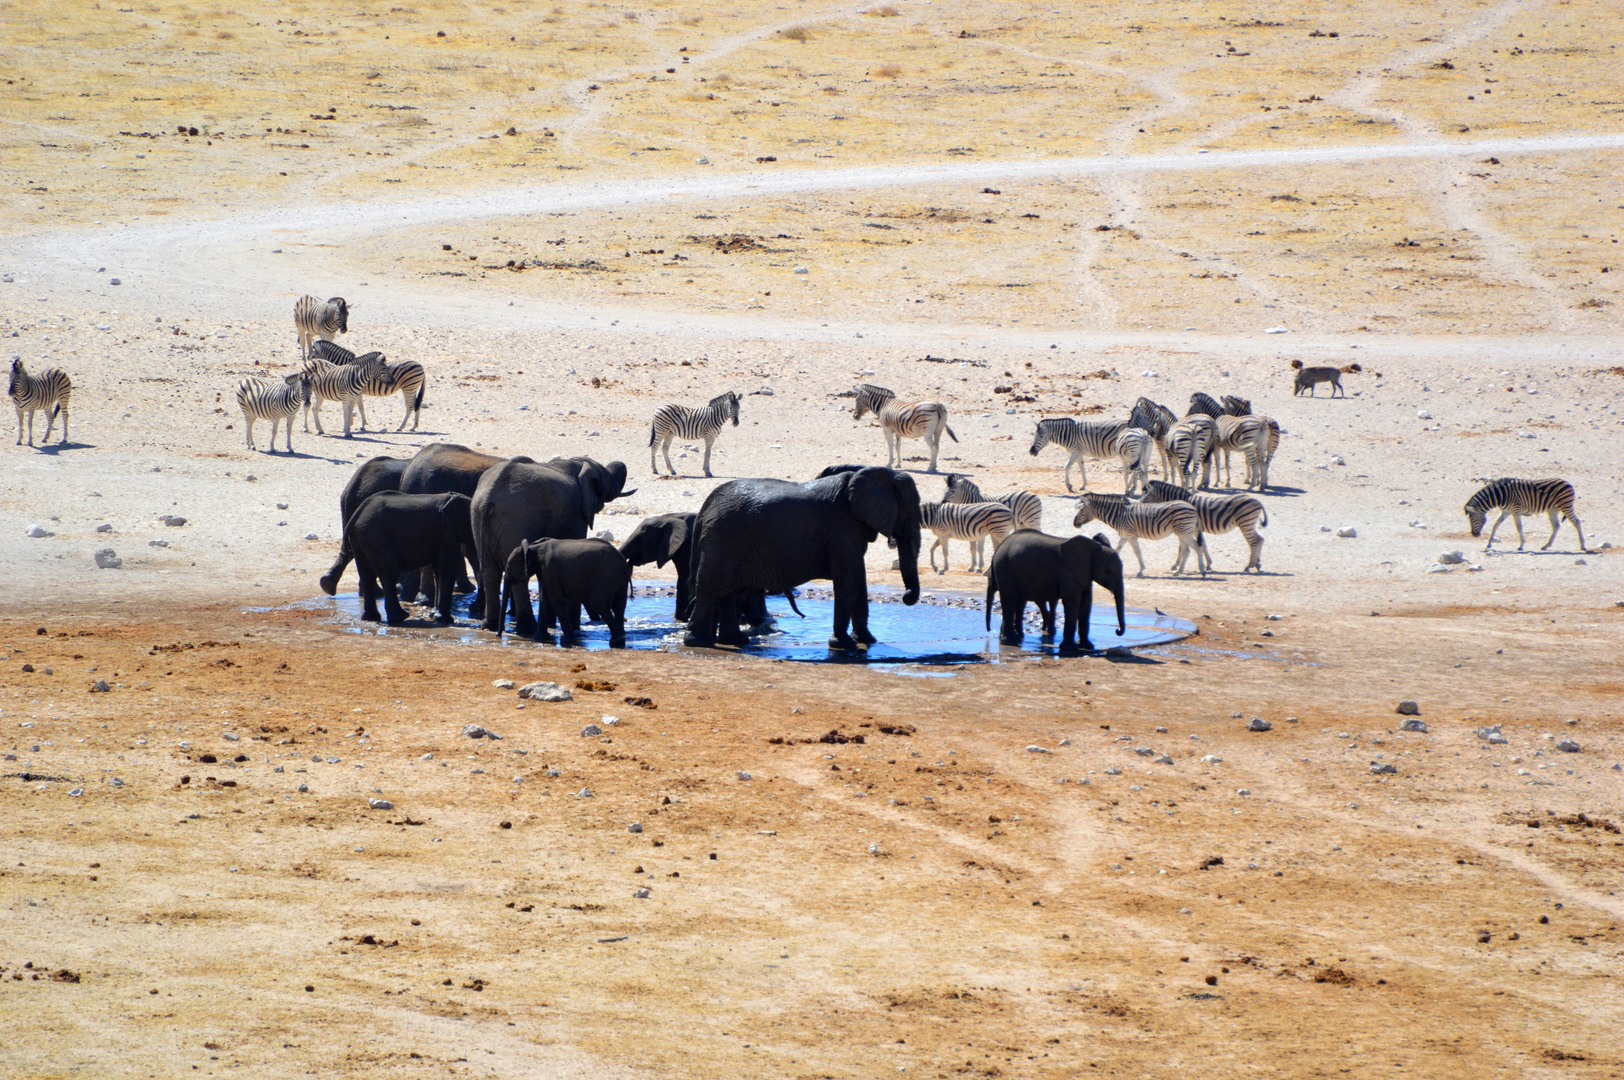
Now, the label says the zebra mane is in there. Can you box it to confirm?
[1222,394,1252,416]
[855,383,895,399]
[1465,479,1510,510]
[1144,479,1193,501]
[707,390,737,408]
[1081,490,1130,502]
[1035,416,1075,430]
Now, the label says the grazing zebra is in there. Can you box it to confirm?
[9,358,71,446]
[362,357,427,432]
[852,384,957,473]
[1292,363,1344,397]
[1213,414,1269,489]
[236,372,311,453]
[1187,391,1224,419]
[649,390,740,477]
[1464,478,1587,552]
[1163,414,1217,488]
[1142,479,1267,572]
[302,354,383,437]
[294,295,349,361]
[920,499,1014,574]
[1072,491,1208,578]
[1029,417,1143,492]
[942,473,1043,531]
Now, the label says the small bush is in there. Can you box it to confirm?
[780,25,809,41]
[872,65,901,78]
[865,4,901,14]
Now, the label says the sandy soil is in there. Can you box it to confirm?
[2,2,1623,1077]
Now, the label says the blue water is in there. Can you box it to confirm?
[310,584,1195,666]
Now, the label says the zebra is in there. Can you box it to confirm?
[920,499,1014,574]
[1187,391,1224,419]
[852,384,957,473]
[1221,395,1251,416]
[1292,362,1344,397]
[942,473,1043,531]
[1130,397,1178,479]
[649,390,740,477]
[1220,395,1281,486]
[1142,479,1267,572]
[1163,414,1217,488]
[9,358,71,446]
[307,341,376,429]
[236,372,311,453]
[1464,478,1587,552]
[1072,491,1207,578]
[362,357,427,432]
[302,354,384,437]
[1029,417,1144,492]
[294,295,349,361]
[1213,414,1269,489]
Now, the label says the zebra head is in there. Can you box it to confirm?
[1071,494,1098,528]
[1463,484,1496,537]
[1222,394,1252,416]
[8,358,22,397]
[852,383,892,420]
[711,390,740,426]
[331,298,349,333]
[942,473,981,503]
[1029,417,1069,456]
[1188,392,1223,418]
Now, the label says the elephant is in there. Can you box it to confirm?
[619,512,696,619]
[320,455,409,596]
[502,538,630,646]
[683,465,921,651]
[344,491,476,625]
[471,456,635,633]
[984,530,1126,653]
[397,442,516,610]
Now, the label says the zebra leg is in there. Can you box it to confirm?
[355,396,368,434]
[1484,510,1509,550]
[926,428,939,473]
[1126,536,1147,577]
[702,434,714,478]
[1513,513,1527,550]
[280,416,294,454]
[1062,451,1076,492]
[1542,509,1563,550]
[13,405,21,445]
[58,403,67,445]
[1244,528,1262,572]
[1171,536,1190,575]
[650,438,660,476]
[311,398,325,435]
[42,405,57,445]
[244,416,256,451]
[929,537,945,574]
[662,436,677,476]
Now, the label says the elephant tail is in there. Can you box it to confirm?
[784,589,806,619]
[944,423,959,444]
[984,561,997,631]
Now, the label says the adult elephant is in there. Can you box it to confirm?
[398,442,518,610]
[345,492,476,625]
[984,530,1125,653]
[319,455,409,596]
[471,456,635,632]
[683,465,921,651]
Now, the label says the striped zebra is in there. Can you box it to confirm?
[302,354,384,437]
[920,499,1014,574]
[294,295,349,361]
[1187,391,1224,419]
[9,358,71,446]
[1142,479,1267,572]
[1130,397,1178,479]
[942,473,1043,531]
[852,384,957,473]
[236,372,311,453]
[1072,491,1208,578]
[1163,414,1217,488]
[1213,414,1269,489]
[362,357,427,432]
[307,341,374,429]
[1464,478,1587,552]
[650,390,740,477]
[1221,395,1251,416]
[1220,396,1281,488]
[1029,417,1147,493]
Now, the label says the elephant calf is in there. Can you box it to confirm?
[503,538,631,647]
[345,492,476,625]
[619,512,694,619]
[985,530,1126,654]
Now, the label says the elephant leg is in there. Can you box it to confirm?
[433,551,458,623]
[716,593,748,647]
[510,570,539,638]
[1040,599,1057,640]
[1068,584,1096,653]
[356,553,382,623]
[675,565,693,622]
[684,598,718,647]
[382,569,409,626]
[532,588,555,642]
[999,593,1024,647]
[607,597,627,648]
[557,600,583,646]
[827,574,859,651]
[839,563,876,647]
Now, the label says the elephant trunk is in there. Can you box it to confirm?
[1114,584,1126,637]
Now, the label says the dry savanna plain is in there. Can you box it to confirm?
[3,1,1624,1077]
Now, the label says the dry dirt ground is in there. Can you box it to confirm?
[3,2,1624,1078]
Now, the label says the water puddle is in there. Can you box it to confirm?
[273,584,1195,670]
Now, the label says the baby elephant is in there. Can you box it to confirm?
[345,491,475,625]
[503,538,631,647]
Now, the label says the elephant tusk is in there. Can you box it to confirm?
[615,488,638,498]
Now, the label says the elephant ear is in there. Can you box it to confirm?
[658,515,690,568]
[849,468,902,539]
[1061,535,1098,560]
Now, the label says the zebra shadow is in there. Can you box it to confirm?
[34,442,96,455]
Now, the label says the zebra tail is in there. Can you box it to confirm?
[945,424,959,444]
[648,422,657,448]
[411,380,425,412]
[50,402,60,420]
[984,562,997,631]
[1260,507,1268,527]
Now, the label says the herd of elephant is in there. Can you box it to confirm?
[321,443,1128,655]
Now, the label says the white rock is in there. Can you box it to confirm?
[1416,410,1432,420]
[518,681,572,702]
[1059,738,1071,746]
[1201,755,1223,764]
[581,724,603,737]
[1427,564,1452,574]
[304,532,319,541]
[602,715,620,725]
[1400,719,1428,733]
[1263,326,1288,334]
[69,787,84,796]
[223,732,240,742]
[1104,766,1122,776]
[419,753,433,761]
[1336,526,1358,538]
[1330,455,1346,466]
[149,539,168,548]
[368,798,394,810]
[594,530,615,542]
[1026,745,1052,754]
[1154,755,1175,765]
[633,887,651,898]
[492,678,515,690]
[26,524,53,538]
[576,787,594,798]
[1237,788,1252,796]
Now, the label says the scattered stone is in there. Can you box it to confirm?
[1155,755,1175,765]
[420,753,433,761]
[633,887,651,899]
[737,771,752,780]
[26,524,53,538]
[304,532,319,541]
[576,787,594,798]
[1335,526,1358,538]
[1437,551,1466,565]
[492,679,515,690]
[160,515,186,527]
[1248,717,1272,732]
[1556,739,1581,753]
[1201,755,1223,764]
[1236,788,1252,796]
[109,277,121,285]
[1416,409,1432,420]
[581,724,603,737]
[94,549,122,569]
[69,787,84,797]
[518,681,572,702]
[1133,746,1155,756]
[96,523,113,533]
[1396,701,1420,716]
[1400,718,1429,733]
[297,783,308,793]
[628,822,643,833]
[602,715,620,726]
[463,724,488,739]
[276,502,288,510]
[1370,763,1398,775]
[90,679,110,692]
[149,539,168,548]
[1027,745,1052,754]
[1104,766,1122,776]
[1476,725,1508,745]
[368,798,394,810]
[1427,564,1453,574]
